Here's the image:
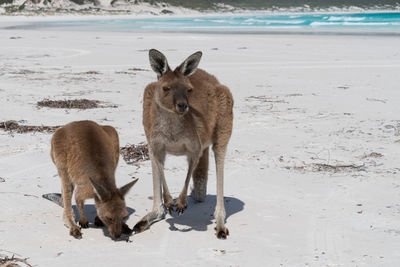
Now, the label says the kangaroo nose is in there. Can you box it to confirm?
[111,232,121,240]
[176,103,188,113]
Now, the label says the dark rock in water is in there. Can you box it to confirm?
[161,9,173,14]
[42,193,63,207]
[0,0,13,4]
[69,0,84,5]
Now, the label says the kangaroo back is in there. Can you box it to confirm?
[51,120,118,185]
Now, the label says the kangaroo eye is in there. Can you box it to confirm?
[163,87,170,92]
[188,88,193,93]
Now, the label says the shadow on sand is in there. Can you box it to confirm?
[42,193,136,224]
[43,192,136,240]
[165,195,244,233]
[72,204,135,240]
[72,205,136,224]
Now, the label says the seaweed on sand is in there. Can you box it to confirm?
[0,254,33,267]
[120,143,149,164]
[36,99,113,109]
[0,121,60,134]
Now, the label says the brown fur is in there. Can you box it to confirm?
[51,120,137,240]
[133,50,233,239]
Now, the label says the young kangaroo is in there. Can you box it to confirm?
[51,120,138,240]
[133,49,233,239]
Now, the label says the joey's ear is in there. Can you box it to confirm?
[89,177,109,201]
[149,49,170,79]
[119,178,138,197]
[176,51,202,76]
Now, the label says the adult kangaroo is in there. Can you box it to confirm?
[133,49,233,239]
[51,120,138,240]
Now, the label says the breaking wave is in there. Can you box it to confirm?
[34,12,400,32]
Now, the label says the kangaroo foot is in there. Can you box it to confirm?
[70,226,82,239]
[79,218,89,228]
[133,209,164,233]
[215,226,229,240]
[133,220,148,233]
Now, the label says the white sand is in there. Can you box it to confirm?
[0,23,400,266]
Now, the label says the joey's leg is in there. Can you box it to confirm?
[59,169,81,238]
[176,156,199,214]
[133,149,166,233]
[75,188,89,228]
[213,145,229,239]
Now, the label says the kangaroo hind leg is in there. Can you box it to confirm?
[59,169,82,239]
[213,144,229,239]
[191,147,209,202]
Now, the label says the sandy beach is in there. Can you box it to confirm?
[1,22,400,266]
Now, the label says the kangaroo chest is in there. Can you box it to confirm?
[153,113,201,156]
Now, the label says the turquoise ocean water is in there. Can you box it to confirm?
[16,12,400,33]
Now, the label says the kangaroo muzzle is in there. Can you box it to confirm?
[176,102,188,114]
[174,90,189,114]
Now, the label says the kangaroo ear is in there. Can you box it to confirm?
[176,51,202,76]
[119,178,138,197]
[149,49,170,79]
[89,177,109,202]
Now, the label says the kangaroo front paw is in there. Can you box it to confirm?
[164,198,175,214]
[176,197,187,215]
[70,226,82,239]
[79,218,89,228]
[215,226,229,240]
[94,216,104,227]
[133,220,148,233]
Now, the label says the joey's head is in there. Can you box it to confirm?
[149,49,202,115]
[90,178,138,240]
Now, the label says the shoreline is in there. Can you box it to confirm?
[0,7,400,21]
[3,27,400,37]
[1,12,400,36]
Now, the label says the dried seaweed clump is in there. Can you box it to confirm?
[37,99,101,109]
[0,120,59,134]
[120,143,149,164]
[37,99,117,109]
[361,152,383,159]
[311,163,366,173]
[0,254,33,267]
[76,71,101,75]
[285,163,366,173]
[129,67,149,72]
